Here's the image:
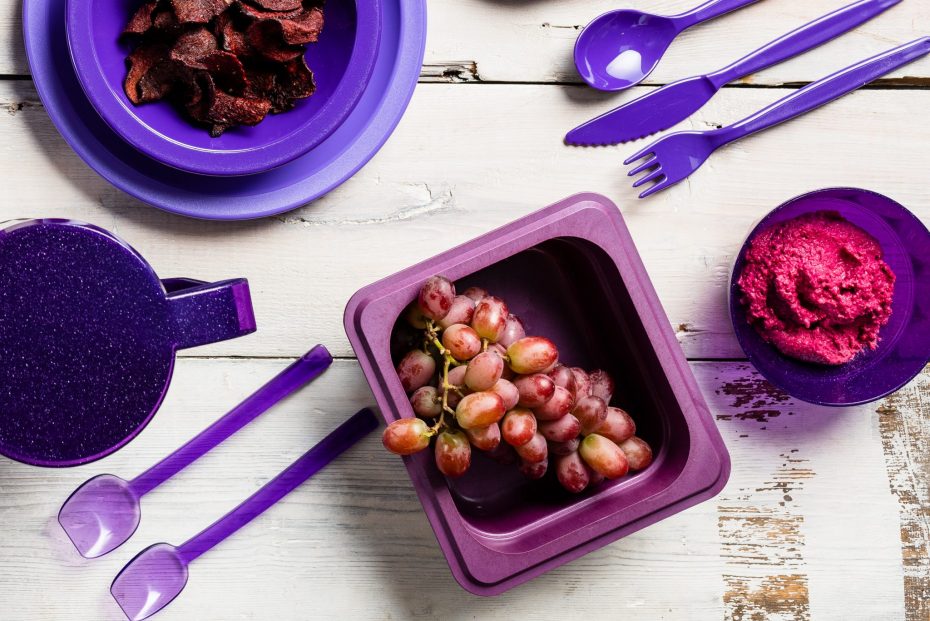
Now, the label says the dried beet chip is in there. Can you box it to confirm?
[204,91,271,136]
[242,63,278,98]
[246,20,305,62]
[275,7,324,45]
[151,6,180,31]
[198,51,249,94]
[124,42,169,104]
[218,12,254,56]
[237,1,304,21]
[170,0,232,24]
[275,55,315,100]
[123,1,159,36]
[136,61,185,102]
[247,0,302,12]
[170,27,218,63]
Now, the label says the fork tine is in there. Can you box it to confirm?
[627,156,658,178]
[623,144,656,166]
[638,177,671,199]
[632,169,664,189]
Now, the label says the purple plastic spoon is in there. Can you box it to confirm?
[574,0,762,91]
[568,0,903,145]
[111,408,379,621]
[58,345,333,559]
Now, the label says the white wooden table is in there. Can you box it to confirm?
[1,1,929,619]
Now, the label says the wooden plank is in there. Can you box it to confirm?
[6,1,930,83]
[0,358,909,620]
[1,81,927,360]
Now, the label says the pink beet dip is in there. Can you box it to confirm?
[737,211,895,366]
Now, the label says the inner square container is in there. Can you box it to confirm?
[344,193,730,595]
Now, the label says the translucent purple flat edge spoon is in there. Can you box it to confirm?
[624,36,930,198]
[110,407,380,621]
[58,345,333,559]
[574,0,762,91]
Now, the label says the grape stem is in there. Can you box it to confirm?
[424,319,461,433]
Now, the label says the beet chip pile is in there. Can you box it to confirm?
[123,0,325,137]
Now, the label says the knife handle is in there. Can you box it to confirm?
[672,0,761,31]
[709,0,902,88]
[716,37,930,146]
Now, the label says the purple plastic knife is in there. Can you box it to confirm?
[566,0,903,146]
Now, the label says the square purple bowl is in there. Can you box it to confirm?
[344,193,730,594]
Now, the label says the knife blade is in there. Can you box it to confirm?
[565,0,902,146]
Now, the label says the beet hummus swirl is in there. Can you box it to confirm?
[737,211,895,366]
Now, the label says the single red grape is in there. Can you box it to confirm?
[533,386,573,421]
[464,423,501,451]
[464,351,505,392]
[437,295,476,330]
[570,367,591,401]
[556,452,590,493]
[548,364,577,395]
[397,350,436,393]
[520,458,548,480]
[382,418,432,455]
[410,386,442,418]
[588,369,615,403]
[595,407,636,444]
[514,373,555,408]
[501,408,537,447]
[507,337,559,375]
[442,323,482,361]
[573,395,608,435]
[515,431,548,463]
[455,391,506,429]
[472,296,508,342]
[549,437,580,456]
[462,286,488,303]
[435,430,471,477]
[489,379,519,410]
[579,434,629,479]
[619,436,653,471]
[538,413,581,442]
[498,314,526,348]
[418,276,455,321]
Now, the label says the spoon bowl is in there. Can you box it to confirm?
[58,474,141,559]
[111,544,189,621]
[574,0,762,91]
[574,10,679,91]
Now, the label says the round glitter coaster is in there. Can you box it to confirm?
[0,220,257,467]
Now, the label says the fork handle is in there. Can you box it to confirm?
[673,0,761,31]
[709,0,903,88]
[716,37,930,145]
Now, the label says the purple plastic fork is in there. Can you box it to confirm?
[111,408,379,621]
[58,345,333,559]
[625,37,930,198]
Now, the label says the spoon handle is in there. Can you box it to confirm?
[129,345,333,497]
[716,37,930,146]
[673,0,761,30]
[176,408,380,564]
[708,0,902,88]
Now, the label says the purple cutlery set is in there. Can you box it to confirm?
[568,0,928,198]
[4,0,929,618]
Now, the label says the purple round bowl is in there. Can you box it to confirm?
[729,188,930,407]
[65,0,381,177]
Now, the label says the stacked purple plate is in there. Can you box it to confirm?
[23,0,426,219]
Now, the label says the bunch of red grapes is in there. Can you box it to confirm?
[382,275,653,493]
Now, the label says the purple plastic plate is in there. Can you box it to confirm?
[0,219,256,467]
[730,188,930,406]
[23,0,425,220]
[345,193,731,595]
[66,0,381,176]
